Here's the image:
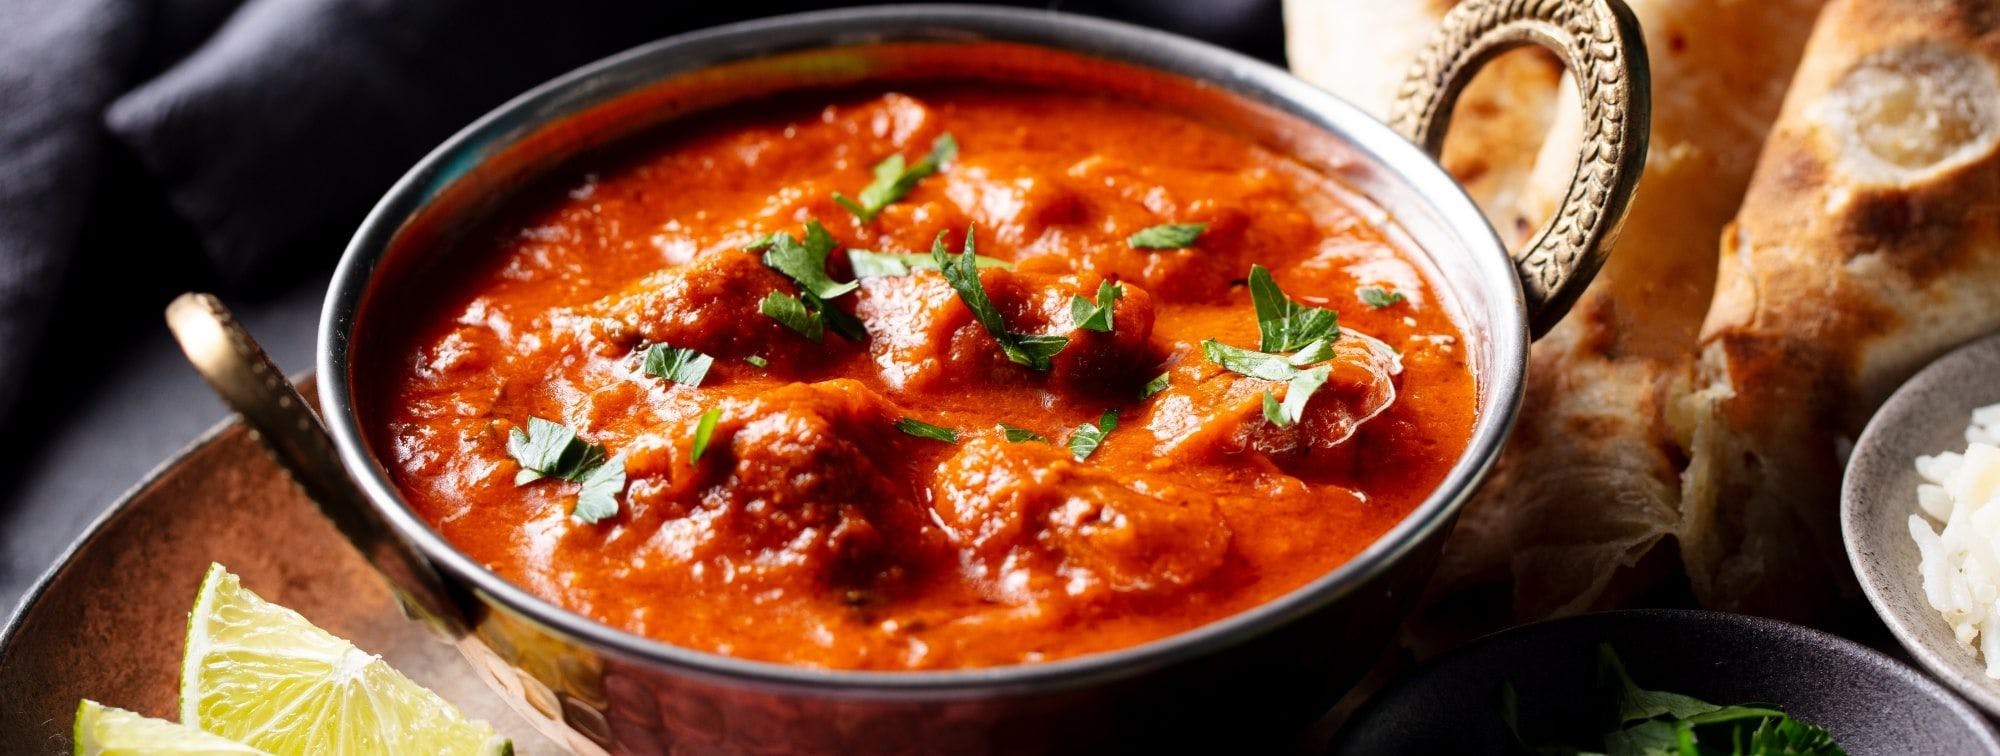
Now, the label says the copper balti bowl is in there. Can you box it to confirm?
[165,3,1646,752]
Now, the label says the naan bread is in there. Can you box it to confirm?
[1678,0,2000,618]
[1418,0,1826,634]
[1282,0,1563,240]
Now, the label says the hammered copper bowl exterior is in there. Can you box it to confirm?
[318,7,1524,753]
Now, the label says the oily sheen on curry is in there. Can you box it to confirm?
[371,87,1477,670]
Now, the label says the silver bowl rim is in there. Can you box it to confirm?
[319,3,1526,694]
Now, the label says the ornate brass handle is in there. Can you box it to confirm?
[166,293,471,637]
[1390,0,1650,337]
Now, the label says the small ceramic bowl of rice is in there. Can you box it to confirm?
[1845,332,2000,717]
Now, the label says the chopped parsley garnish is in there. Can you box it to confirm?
[759,290,864,343]
[506,416,623,523]
[1359,286,1406,309]
[1141,372,1171,399]
[1288,338,1335,366]
[749,219,858,300]
[1205,265,1353,427]
[506,416,605,485]
[690,407,722,462]
[760,291,823,341]
[572,455,625,524]
[1272,366,1329,428]
[998,424,1048,443]
[1066,410,1119,461]
[931,229,1069,370]
[1249,264,1339,352]
[835,133,958,222]
[640,343,714,387]
[1127,222,1207,250]
[849,248,1011,278]
[752,220,866,342]
[1259,392,1286,426]
[1503,645,1844,756]
[744,355,768,368]
[1201,339,1301,381]
[1206,339,1335,428]
[896,417,959,443]
[1069,280,1123,333]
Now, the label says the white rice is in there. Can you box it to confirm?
[1909,402,2000,678]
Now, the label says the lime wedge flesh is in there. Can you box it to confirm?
[73,699,267,755]
[180,564,510,755]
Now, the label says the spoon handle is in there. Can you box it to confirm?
[166,292,470,637]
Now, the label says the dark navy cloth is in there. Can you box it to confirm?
[0,0,1280,429]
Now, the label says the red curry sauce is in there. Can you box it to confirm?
[372,87,1477,669]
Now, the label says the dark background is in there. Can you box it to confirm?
[0,0,1286,611]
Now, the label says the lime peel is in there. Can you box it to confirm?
[73,699,267,755]
[179,563,510,755]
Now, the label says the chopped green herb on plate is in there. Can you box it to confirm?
[1501,644,1845,756]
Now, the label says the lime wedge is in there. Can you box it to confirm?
[73,699,266,755]
[180,564,510,755]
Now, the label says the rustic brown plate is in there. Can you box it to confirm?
[0,399,559,753]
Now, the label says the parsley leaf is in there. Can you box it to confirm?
[759,289,863,342]
[1006,334,1072,369]
[816,292,868,341]
[931,229,1069,370]
[690,407,722,462]
[1203,340,1333,427]
[759,291,823,341]
[752,219,859,300]
[1288,338,1335,366]
[572,455,625,523]
[1069,280,1123,333]
[1141,372,1170,399]
[1260,391,1286,426]
[507,416,624,523]
[1359,286,1406,309]
[849,248,1011,278]
[506,417,605,485]
[751,220,866,342]
[835,133,958,222]
[641,343,714,387]
[1201,339,1299,381]
[744,355,768,368]
[1277,365,1330,428]
[1066,410,1119,461]
[998,424,1048,443]
[1249,264,1339,352]
[896,417,958,443]
[1128,222,1207,250]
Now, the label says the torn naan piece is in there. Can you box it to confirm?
[1679,0,2000,618]
[1283,0,1563,241]
[1417,0,1827,635]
